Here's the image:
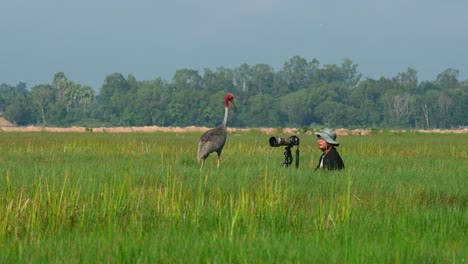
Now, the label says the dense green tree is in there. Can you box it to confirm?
[53,72,68,102]
[232,63,253,100]
[99,73,131,124]
[272,57,322,98]
[276,56,312,94]
[5,93,35,125]
[349,78,384,127]
[436,68,460,91]
[62,80,80,112]
[243,94,282,127]
[78,85,95,118]
[338,58,362,89]
[0,83,16,114]
[319,58,361,88]
[172,69,203,91]
[314,100,347,127]
[393,67,418,92]
[447,88,468,127]
[1,58,467,129]
[415,80,438,94]
[248,64,275,95]
[412,90,438,129]
[202,67,235,94]
[133,79,167,126]
[311,83,349,104]
[1,82,33,125]
[279,90,312,127]
[435,93,452,128]
[382,92,412,128]
[166,101,185,126]
[31,84,55,124]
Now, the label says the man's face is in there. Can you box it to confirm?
[317,136,330,151]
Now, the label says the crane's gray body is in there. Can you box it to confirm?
[197,125,227,161]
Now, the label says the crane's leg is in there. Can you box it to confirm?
[200,159,205,171]
[217,154,221,168]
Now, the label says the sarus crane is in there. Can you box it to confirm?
[197,93,236,170]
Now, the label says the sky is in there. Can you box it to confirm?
[1,0,468,90]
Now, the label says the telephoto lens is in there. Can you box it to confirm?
[269,136,299,147]
[269,137,287,147]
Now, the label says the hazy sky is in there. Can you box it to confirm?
[1,0,467,90]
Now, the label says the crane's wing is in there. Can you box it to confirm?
[197,127,227,160]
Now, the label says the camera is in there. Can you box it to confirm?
[269,136,300,147]
[268,136,300,168]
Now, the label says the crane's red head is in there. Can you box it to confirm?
[224,93,236,112]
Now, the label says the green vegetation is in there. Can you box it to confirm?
[1,58,468,129]
[1,131,467,263]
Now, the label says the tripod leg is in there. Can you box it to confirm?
[295,148,300,169]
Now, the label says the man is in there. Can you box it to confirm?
[314,128,344,170]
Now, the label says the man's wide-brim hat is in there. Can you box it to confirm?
[315,128,340,146]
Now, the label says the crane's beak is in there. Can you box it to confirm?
[230,100,236,113]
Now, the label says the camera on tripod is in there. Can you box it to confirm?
[269,136,300,147]
[269,136,300,168]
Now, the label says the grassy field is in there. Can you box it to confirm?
[0,130,467,263]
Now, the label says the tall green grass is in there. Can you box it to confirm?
[1,131,467,263]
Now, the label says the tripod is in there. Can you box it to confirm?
[282,144,299,168]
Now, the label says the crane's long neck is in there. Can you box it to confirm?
[221,106,229,128]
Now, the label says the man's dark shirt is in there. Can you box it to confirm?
[315,147,345,171]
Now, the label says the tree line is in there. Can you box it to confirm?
[1,56,467,129]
